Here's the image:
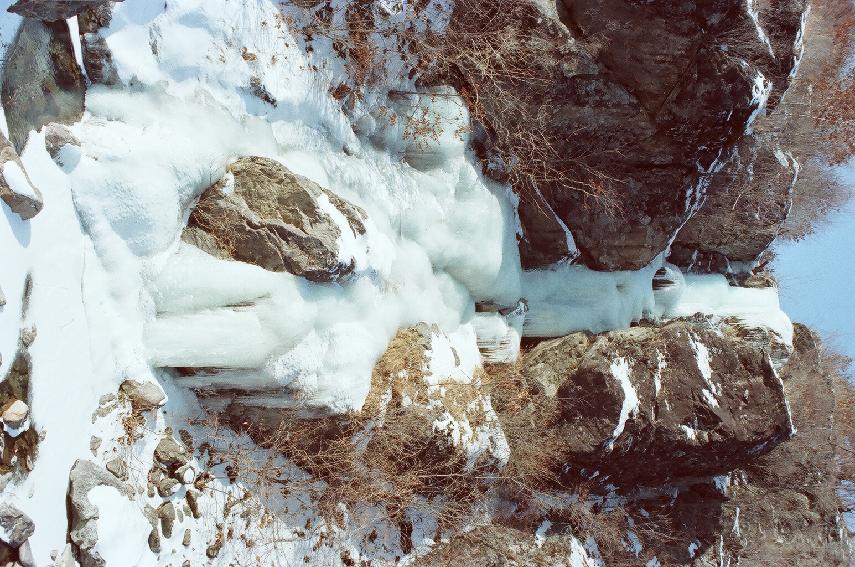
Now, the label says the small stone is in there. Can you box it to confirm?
[154,436,189,470]
[185,489,201,519]
[120,379,167,411]
[174,464,195,485]
[182,561,191,567]
[158,501,175,538]
[0,134,43,220]
[44,123,81,168]
[156,477,180,497]
[0,285,5,307]
[0,503,35,547]
[105,457,128,481]
[147,528,160,554]
[89,436,101,455]
[20,326,36,347]
[182,528,191,547]
[1,400,29,429]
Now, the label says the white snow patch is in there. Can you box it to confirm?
[605,358,639,451]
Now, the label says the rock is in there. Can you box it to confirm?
[156,477,179,497]
[68,459,129,567]
[1,19,84,154]
[0,134,43,220]
[670,136,798,273]
[182,529,191,547]
[105,458,128,482]
[442,0,807,270]
[89,436,101,455]
[44,123,81,169]
[1,400,29,429]
[174,464,195,485]
[17,540,34,567]
[147,528,160,554]
[185,489,201,519]
[158,502,175,539]
[183,157,367,282]
[0,504,35,548]
[0,285,6,307]
[51,544,77,567]
[520,316,794,483]
[7,0,123,21]
[76,4,120,86]
[153,436,189,471]
[119,379,167,411]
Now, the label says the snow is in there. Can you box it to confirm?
[89,486,157,567]
[746,0,774,56]
[689,334,721,408]
[605,358,639,451]
[534,519,551,548]
[688,540,700,558]
[1,161,37,200]
[745,68,773,134]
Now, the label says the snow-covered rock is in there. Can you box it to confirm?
[0,503,35,548]
[522,316,795,483]
[0,134,42,220]
[1,399,28,428]
[119,379,166,411]
[183,157,368,282]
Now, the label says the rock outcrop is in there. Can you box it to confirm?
[1,18,84,154]
[442,0,808,270]
[670,135,798,273]
[7,0,122,21]
[184,157,368,282]
[520,316,794,483]
[0,133,43,220]
[77,3,120,86]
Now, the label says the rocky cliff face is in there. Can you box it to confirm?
[0,1,850,566]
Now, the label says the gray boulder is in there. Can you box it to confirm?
[7,1,122,21]
[0,134,43,220]
[0,503,34,548]
[1,19,84,154]
[184,157,367,282]
[119,379,166,411]
[521,316,794,483]
[68,460,130,567]
[44,123,82,169]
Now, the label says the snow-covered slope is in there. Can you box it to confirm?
[0,1,800,565]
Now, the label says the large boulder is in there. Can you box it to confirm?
[183,157,368,282]
[520,316,794,483]
[0,133,43,220]
[441,0,808,270]
[7,0,122,21]
[670,135,798,273]
[1,19,84,153]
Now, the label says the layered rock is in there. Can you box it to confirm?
[520,316,794,483]
[1,18,84,153]
[77,3,120,86]
[441,0,808,270]
[7,0,122,21]
[183,157,367,282]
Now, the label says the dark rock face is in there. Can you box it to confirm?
[1,19,84,153]
[184,157,367,282]
[78,4,120,86]
[448,0,808,270]
[521,316,793,483]
[7,0,121,21]
[670,134,797,272]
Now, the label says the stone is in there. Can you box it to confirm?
[1,400,29,429]
[158,502,175,539]
[68,459,129,567]
[185,489,201,519]
[183,157,368,282]
[44,123,82,169]
[0,504,34,548]
[156,477,180,497]
[520,316,794,484]
[119,379,167,411]
[89,436,101,455]
[105,458,128,482]
[0,285,6,307]
[7,0,123,21]
[0,134,43,221]
[153,436,189,471]
[182,529,191,547]
[1,19,84,154]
